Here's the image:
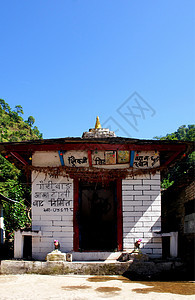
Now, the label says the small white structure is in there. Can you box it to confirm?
[14,230,41,259]
[0,202,4,244]
[1,118,190,261]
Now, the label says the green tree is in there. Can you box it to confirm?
[0,155,20,181]
[0,99,43,238]
[11,111,20,122]
[32,126,43,139]
[0,99,6,110]
[27,116,35,127]
[161,174,174,190]
[155,125,195,189]
[0,99,42,142]
[0,181,31,237]
[0,99,11,114]
[154,125,195,141]
[15,105,24,116]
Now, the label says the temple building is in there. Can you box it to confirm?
[0,118,192,261]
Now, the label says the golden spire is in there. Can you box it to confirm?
[95,116,101,129]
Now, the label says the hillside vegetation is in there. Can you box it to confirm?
[0,99,42,142]
[0,99,43,241]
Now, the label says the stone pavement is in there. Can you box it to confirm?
[0,274,194,300]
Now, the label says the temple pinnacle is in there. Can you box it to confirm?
[95,116,101,129]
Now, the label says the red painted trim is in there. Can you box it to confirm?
[117,179,123,251]
[73,179,79,251]
[4,143,187,152]
[162,151,181,167]
[88,150,92,167]
[10,151,29,166]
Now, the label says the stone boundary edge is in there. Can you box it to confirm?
[0,260,184,277]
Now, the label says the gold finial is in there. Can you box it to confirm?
[95,116,101,129]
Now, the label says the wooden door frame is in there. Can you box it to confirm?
[73,178,123,252]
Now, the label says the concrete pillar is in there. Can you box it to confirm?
[14,230,24,258]
[170,232,178,258]
[0,204,4,244]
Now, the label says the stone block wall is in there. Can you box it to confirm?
[31,170,162,260]
[122,172,162,258]
[31,172,74,260]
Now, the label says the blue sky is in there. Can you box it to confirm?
[0,0,194,139]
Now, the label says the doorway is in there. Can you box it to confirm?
[78,181,117,251]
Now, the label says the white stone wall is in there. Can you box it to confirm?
[122,172,162,258]
[0,204,4,244]
[31,172,74,260]
[31,151,162,260]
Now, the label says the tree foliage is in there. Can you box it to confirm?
[0,181,31,236]
[0,99,43,237]
[155,125,195,189]
[14,105,24,116]
[0,99,42,142]
[27,116,35,127]
[154,125,195,141]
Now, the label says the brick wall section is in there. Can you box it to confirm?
[32,214,73,261]
[32,172,73,261]
[122,172,162,258]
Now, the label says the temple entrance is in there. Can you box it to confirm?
[78,181,117,251]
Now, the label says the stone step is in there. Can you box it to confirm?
[0,259,184,278]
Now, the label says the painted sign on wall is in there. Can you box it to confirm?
[32,172,73,214]
[63,151,89,167]
[133,151,160,168]
[32,150,160,170]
